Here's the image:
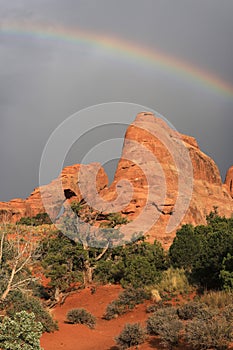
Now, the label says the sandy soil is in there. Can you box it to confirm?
[40,284,157,350]
[40,285,233,350]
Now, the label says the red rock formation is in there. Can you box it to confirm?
[0,112,232,248]
[100,112,233,247]
[224,166,233,198]
[0,163,108,223]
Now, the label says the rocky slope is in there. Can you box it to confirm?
[0,112,232,248]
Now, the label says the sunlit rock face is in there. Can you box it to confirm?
[0,112,232,249]
[225,165,233,199]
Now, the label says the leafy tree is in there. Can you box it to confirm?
[39,231,83,302]
[220,253,233,291]
[169,213,233,290]
[120,255,160,288]
[0,311,43,350]
[169,224,203,270]
[95,238,166,287]
[54,201,128,286]
[192,228,233,289]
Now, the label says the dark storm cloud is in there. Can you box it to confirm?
[0,0,233,200]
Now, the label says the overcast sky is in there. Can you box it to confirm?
[0,0,233,201]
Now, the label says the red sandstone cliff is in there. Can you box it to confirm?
[224,166,233,199]
[0,112,232,248]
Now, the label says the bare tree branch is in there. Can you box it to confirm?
[0,226,36,302]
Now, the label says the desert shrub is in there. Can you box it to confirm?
[146,307,178,335]
[0,311,43,350]
[185,316,233,350]
[104,300,126,320]
[115,323,146,349]
[66,308,96,329]
[199,290,233,309]
[147,307,182,349]
[222,304,233,322]
[104,288,150,320]
[158,319,183,349]
[177,301,210,320]
[156,268,191,295]
[4,291,58,333]
[18,212,52,226]
[118,287,150,305]
[146,300,165,313]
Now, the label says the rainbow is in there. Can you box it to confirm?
[2,21,233,99]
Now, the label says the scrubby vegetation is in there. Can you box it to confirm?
[147,307,183,349]
[66,308,96,329]
[145,298,233,349]
[104,287,150,320]
[39,229,166,301]
[177,301,210,320]
[169,212,233,290]
[115,323,146,349]
[0,311,43,350]
[185,316,232,350]
[17,212,52,226]
[0,210,232,349]
[155,267,191,295]
[3,290,58,332]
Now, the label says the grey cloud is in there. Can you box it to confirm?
[0,0,232,201]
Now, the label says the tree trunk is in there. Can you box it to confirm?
[1,265,16,301]
[83,260,94,286]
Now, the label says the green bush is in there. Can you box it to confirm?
[118,287,150,305]
[146,300,165,313]
[0,311,43,350]
[147,307,182,349]
[169,215,233,290]
[169,224,202,270]
[103,300,125,320]
[220,253,233,291]
[5,291,58,333]
[18,212,52,226]
[177,301,210,320]
[66,308,96,329]
[146,307,178,336]
[103,288,150,320]
[115,323,146,349]
[120,255,162,288]
[95,238,166,288]
[185,316,233,350]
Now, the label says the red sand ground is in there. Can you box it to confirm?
[40,285,233,350]
[40,285,158,350]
